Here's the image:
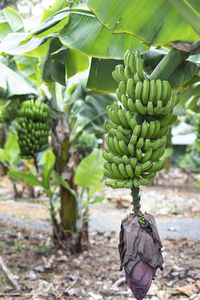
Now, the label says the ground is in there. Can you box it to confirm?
[0,168,199,300]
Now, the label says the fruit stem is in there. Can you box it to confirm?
[149,48,189,81]
[34,156,39,173]
[131,187,141,214]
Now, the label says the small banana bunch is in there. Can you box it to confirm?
[17,99,51,158]
[103,50,179,189]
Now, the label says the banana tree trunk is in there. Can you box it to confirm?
[52,119,88,253]
[0,126,7,175]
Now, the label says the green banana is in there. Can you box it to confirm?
[141,160,152,171]
[154,100,162,114]
[130,157,137,169]
[118,125,131,136]
[118,109,129,128]
[113,137,123,155]
[143,138,151,151]
[136,58,145,81]
[155,79,162,101]
[133,178,140,187]
[140,147,153,163]
[128,143,135,156]
[133,124,141,136]
[136,137,144,148]
[138,177,150,186]
[141,79,150,105]
[162,80,172,105]
[136,148,142,161]
[146,121,156,138]
[142,172,156,179]
[141,121,149,138]
[126,78,135,98]
[128,54,137,74]
[125,164,134,178]
[121,94,129,110]
[116,130,128,143]
[127,98,137,112]
[115,64,126,81]
[118,163,129,178]
[135,81,143,99]
[111,163,123,178]
[152,120,161,138]
[129,118,137,131]
[135,164,142,177]
[149,80,156,103]
[135,99,147,115]
[119,140,129,156]
[147,102,154,115]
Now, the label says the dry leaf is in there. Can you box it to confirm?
[174,281,200,297]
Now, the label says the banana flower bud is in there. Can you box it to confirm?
[118,213,164,300]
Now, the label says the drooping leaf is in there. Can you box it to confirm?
[74,149,104,188]
[0,33,51,57]
[0,63,38,98]
[8,171,44,187]
[87,58,120,93]
[42,37,67,85]
[87,0,199,45]
[39,149,56,189]
[0,7,24,41]
[186,95,200,113]
[76,93,115,134]
[66,48,89,78]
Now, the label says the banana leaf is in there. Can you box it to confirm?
[87,0,199,45]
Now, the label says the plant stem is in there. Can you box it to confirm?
[131,187,141,214]
[149,48,189,81]
[34,156,39,173]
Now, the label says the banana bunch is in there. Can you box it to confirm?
[17,99,51,158]
[103,50,179,189]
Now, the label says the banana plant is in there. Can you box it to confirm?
[8,148,104,251]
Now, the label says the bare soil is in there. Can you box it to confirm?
[0,168,199,299]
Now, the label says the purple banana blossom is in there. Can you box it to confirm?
[118,213,164,300]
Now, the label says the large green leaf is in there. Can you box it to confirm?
[74,149,104,188]
[87,0,199,45]
[4,134,20,164]
[0,9,147,59]
[0,63,38,98]
[8,171,44,187]
[59,11,147,59]
[169,0,200,36]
